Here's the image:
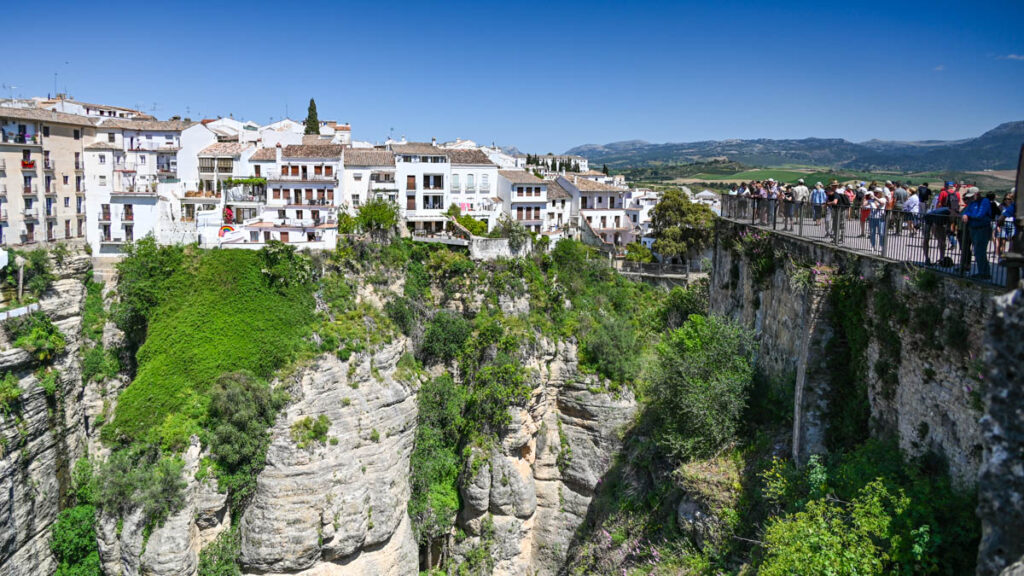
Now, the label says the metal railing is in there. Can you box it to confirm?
[720,196,1016,287]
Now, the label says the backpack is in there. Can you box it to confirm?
[941,191,960,211]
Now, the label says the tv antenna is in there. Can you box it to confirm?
[1,84,16,101]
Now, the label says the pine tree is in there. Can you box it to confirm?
[602,164,609,175]
[304,99,319,135]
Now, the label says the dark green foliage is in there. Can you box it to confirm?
[94,446,186,534]
[624,242,654,263]
[258,240,313,290]
[0,372,22,415]
[580,314,639,384]
[651,188,715,260]
[660,279,709,330]
[1,247,55,299]
[733,228,778,285]
[824,274,871,451]
[647,315,754,460]
[303,98,319,135]
[7,311,67,362]
[51,505,102,576]
[105,248,314,449]
[111,237,185,345]
[404,260,430,300]
[81,346,120,384]
[759,440,978,574]
[463,359,530,435]
[81,280,106,344]
[356,198,400,242]
[384,296,417,336]
[446,204,488,236]
[198,528,241,576]
[408,375,465,549]
[419,311,471,364]
[206,372,284,508]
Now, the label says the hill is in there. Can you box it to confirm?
[567,121,1024,172]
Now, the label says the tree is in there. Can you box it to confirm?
[355,198,400,243]
[624,242,653,263]
[650,188,715,262]
[647,314,754,460]
[602,163,609,175]
[304,98,319,135]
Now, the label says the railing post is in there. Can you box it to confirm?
[798,202,804,237]
[881,210,890,258]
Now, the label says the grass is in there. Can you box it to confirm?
[103,249,315,449]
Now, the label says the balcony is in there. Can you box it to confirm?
[74,161,83,171]
[23,184,38,195]
[0,184,5,195]
[268,171,338,183]
[100,236,125,245]
[44,187,57,197]
[21,159,36,170]
[97,211,112,223]
[111,186,157,197]
[0,159,5,170]
[24,207,39,220]
[43,159,54,171]
[113,161,136,172]
[1,132,41,145]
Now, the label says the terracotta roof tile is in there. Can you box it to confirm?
[447,149,495,166]
[498,170,545,184]
[546,179,571,200]
[391,142,444,156]
[343,149,395,166]
[282,144,345,159]
[560,175,623,192]
[199,142,250,157]
[96,118,195,131]
[0,107,96,127]
[250,148,277,161]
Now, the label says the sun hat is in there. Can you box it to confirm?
[798,178,804,184]
[874,187,884,194]
[962,187,979,200]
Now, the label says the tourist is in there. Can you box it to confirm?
[892,182,909,236]
[995,190,1016,261]
[903,186,922,234]
[866,189,887,251]
[858,184,870,237]
[811,182,827,225]
[828,184,850,240]
[918,183,933,211]
[782,185,796,230]
[938,182,962,249]
[962,187,993,278]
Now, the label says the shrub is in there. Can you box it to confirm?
[356,198,400,243]
[661,280,709,330]
[580,313,639,384]
[624,242,654,263]
[206,372,284,508]
[111,237,185,345]
[198,528,241,576]
[419,311,471,364]
[384,297,417,336]
[95,447,186,533]
[647,314,754,460]
[464,359,531,435]
[7,311,67,362]
[0,372,22,415]
[290,415,330,449]
[51,504,102,576]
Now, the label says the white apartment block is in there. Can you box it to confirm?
[0,108,92,246]
[557,174,634,246]
[447,149,499,224]
[341,149,397,212]
[545,178,572,233]
[497,170,547,234]
[393,142,450,233]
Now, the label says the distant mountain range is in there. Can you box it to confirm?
[565,121,1024,173]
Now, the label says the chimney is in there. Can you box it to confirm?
[275,142,282,164]
[431,137,437,146]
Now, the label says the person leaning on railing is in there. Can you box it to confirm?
[961,187,993,279]
[810,182,827,225]
[996,189,1016,263]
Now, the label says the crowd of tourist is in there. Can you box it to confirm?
[727,179,1016,280]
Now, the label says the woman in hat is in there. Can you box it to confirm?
[961,187,993,278]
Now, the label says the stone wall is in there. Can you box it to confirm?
[469,237,532,261]
[710,220,992,487]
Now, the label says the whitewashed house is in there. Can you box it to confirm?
[447,149,499,225]
[341,148,396,212]
[392,142,450,233]
[497,170,547,234]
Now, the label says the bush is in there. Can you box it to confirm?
[0,372,22,415]
[580,313,639,384]
[198,528,241,576]
[464,359,530,435]
[206,372,284,508]
[95,447,187,533]
[661,280,709,330]
[7,311,67,362]
[647,315,754,460]
[624,242,654,263]
[51,505,102,576]
[419,311,471,364]
[111,237,185,345]
[356,198,400,242]
[290,415,330,449]
[384,297,417,336]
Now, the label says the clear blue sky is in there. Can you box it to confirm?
[3,0,1022,152]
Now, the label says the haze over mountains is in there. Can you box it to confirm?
[565,121,1024,172]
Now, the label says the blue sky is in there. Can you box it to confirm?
[2,0,1022,152]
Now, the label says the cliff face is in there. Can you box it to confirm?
[452,338,637,576]
[0,256,90,575]
[711,221,989,487]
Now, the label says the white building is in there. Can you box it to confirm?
[557,174,634,247]
[497,170,547,233]
[259,119,304,149]
[447,149,499,225]
[392,142,450,233]
[35,95,154,120]
[341,148,396,212]
[545,178,572,233]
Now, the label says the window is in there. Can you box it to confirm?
[99,154,106,165]
[43,126,50,137]
[98,175,106,186]
[22,149,30,161]
[63,175,69,185]
[481,174,489,191]
[108,133,116,143]
[64,198,70,207]
[352,195,360,207]
[73,130,80,140]
[75,176,82,192]
[139,155,146,165]
[467,174,475,192]
[354,172,363,181]
[273,189,281,200]
[451,174,460,191]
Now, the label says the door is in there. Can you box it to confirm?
[406,196,415,210]
[280,231,289,243]
[406,175,416,190]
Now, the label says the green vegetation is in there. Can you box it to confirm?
[651,188,715,261]
[0,372,22,416]
[1,247,55,300]
[647,314,755,460]
[419,312,471,364]
[104,244,314,449]
[355,197,400,243]
[303,97,319,135]
[290,415,330,449]
[6,311,67,362]
[198,528,241,576]
[623,242,653,263]
[51,459,102,576]
[447,204,488,236]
